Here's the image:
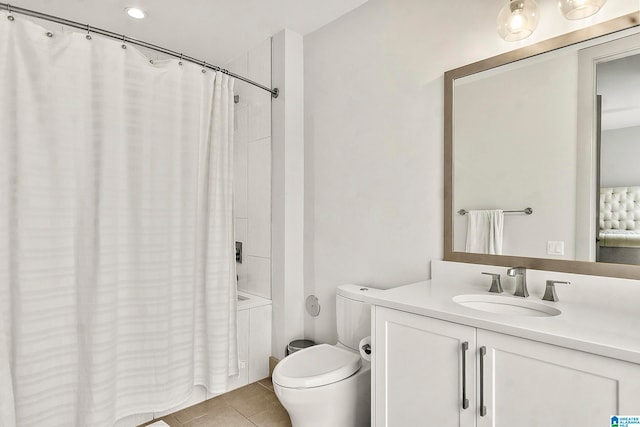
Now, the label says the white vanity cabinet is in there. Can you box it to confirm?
[372,306,640,427]
[477,329,640,427]
[372,306,476,426]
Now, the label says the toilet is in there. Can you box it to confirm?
[272,284,377,427]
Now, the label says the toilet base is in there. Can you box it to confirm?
[274,363,371,427]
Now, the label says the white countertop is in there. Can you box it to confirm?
[363,280,640,365]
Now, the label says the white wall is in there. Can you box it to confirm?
[303,0,639,344]
[601,126,640,187]
[227,39,273,299]
[272,29,306,359]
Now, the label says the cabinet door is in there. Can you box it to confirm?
[477,329,640,427]
[373,306,476,427]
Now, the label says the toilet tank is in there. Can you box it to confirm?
[336,284,378,351]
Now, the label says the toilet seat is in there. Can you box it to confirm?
[273,344,361,389]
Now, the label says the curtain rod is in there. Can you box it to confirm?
[0,2,279,99]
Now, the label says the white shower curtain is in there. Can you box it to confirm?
[0,12,237,427]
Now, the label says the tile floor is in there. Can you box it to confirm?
[138,378,291,427]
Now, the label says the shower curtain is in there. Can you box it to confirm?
[0,12,238,427]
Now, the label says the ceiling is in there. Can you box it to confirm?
[9,0,369,65]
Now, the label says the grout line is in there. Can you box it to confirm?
[230,407,256,426]
[256,381,272,392]
[185,414,207,425]
[247,135,271,144]
[245,255,271,260]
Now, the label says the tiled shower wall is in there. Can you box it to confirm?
[228,38,272,299]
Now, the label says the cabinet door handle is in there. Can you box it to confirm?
[479,346,487,417]
[461,341,469,410]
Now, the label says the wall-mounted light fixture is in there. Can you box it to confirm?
[497,0,540,42]
[558,0,607,20]
[497,0,607,41]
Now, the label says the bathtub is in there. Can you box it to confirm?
[237,290,271,310]
[234,291,272,387]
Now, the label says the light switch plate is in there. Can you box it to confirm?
[547,241,565,256]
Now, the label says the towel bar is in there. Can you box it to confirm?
[458,207,533,216]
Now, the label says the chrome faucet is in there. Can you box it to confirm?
[507,267,529,297]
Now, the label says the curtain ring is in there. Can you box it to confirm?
[86,24,92,40]
[121,35,127,49]
[202,61,207,73]
[178,53,183,66]
[7,4,15,21]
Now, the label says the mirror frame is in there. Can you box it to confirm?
[444,12,640,279]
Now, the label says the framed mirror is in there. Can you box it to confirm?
[444,12,640,279]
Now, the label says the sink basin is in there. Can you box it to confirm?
[453,294,561,317]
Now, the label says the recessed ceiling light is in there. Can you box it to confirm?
[125,7,146,19]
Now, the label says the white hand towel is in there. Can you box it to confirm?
[465,209,504,255]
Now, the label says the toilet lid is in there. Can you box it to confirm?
[273,344,361,389]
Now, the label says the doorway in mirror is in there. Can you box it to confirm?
[596,49,640,266]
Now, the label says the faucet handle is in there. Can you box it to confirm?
[482,272,503,294]
[542,280,571,302]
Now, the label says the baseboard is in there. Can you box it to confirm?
[269,356,280,377]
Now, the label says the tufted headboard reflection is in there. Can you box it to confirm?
[600,187,640,231]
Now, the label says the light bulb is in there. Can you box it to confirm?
[125,7,146,19]
[497,0,539,42]
[509,13,526,31]
[558,0,607,20]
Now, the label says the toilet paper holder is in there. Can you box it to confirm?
[361,343,371,355]
[359,336,372,361]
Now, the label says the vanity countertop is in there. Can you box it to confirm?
[363,280,640,365]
